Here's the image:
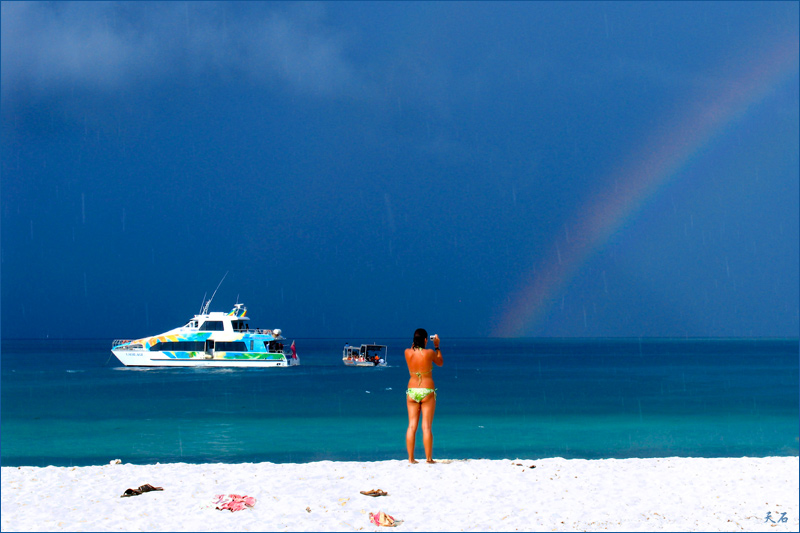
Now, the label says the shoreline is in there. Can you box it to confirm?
[2,456,798,531]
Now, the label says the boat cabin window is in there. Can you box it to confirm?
[232,320,248,331]
[215,341,247,352]
[152,341,205,351]
[199,321,224,331]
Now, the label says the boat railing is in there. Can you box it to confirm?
[233,327,281,337]
[112,339,133,347]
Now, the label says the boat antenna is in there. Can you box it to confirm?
[202,271,228,315]
[199,292,208,314]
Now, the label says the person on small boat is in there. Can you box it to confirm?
[404,328,443,464]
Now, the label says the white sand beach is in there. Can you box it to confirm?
[2,457,797,532]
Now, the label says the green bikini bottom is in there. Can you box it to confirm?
[406,388,437,403]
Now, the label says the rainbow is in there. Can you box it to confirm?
[492,37,799,337]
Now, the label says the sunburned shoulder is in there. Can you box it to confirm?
[405,348,435,360]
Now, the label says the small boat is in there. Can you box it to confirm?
[342,343,387,367]
[112,302,299,368]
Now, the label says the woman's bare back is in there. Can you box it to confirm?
[405,345,443,389]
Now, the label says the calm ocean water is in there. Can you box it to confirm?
[1,338,797,467]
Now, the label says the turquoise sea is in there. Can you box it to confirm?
[1,338,797,467]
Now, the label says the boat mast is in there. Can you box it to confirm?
[201,271,228,315]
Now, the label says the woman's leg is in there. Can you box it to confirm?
[420,393,437,463]
[406,396,421,463]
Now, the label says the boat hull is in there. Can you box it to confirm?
[112,350,298,368]
[342,360,386,367]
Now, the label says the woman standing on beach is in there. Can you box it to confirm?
[405,328,443,464]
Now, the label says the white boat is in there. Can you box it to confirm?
[342,344,387,367]
[112,302,299,368]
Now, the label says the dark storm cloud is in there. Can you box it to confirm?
[1,2,797,339]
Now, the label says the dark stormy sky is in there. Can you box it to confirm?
[2,1,798,340]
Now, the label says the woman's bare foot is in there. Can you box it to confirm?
[409,459,418,464]
[426,459,436,464]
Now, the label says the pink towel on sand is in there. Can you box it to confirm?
[369,511,400,527]
[213,494,256,512]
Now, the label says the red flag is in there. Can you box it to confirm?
[290,340,297,359]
